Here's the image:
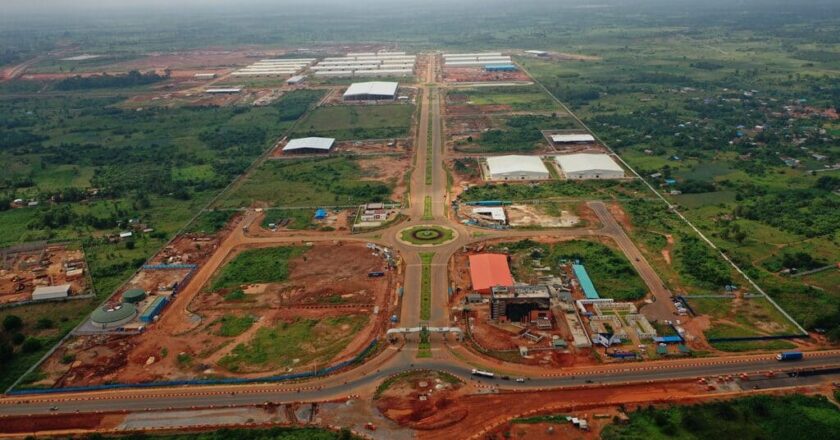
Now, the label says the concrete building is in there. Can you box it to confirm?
[286,75,306,85]
[555,154,624,180]
[469,254,514,294]
[343,81,399,101]
[282,137,336,154]
[31,284,71,301]
[486,155,550,181]
[472,207,506,224]
[551,133,596,144]
[490,285,552,327]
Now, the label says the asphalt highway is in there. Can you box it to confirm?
[2,351,838,416]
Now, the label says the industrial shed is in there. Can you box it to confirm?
[555,153,624,179]
[282,137,336,154]
[550,133,596,144]
[343,81,399,101]
[469,254,514,294]
[485,155,550,181]
[32,284,71,301]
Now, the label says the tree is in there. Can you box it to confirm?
[21,337,42,353]
[3,314,23,332]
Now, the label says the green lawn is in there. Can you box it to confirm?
[210,246,306,291]
[453,85,561,112]
[292,104,415,140]
[218,315,369,372]
[216,156,394,208]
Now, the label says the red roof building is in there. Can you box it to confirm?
[469,253,514,294]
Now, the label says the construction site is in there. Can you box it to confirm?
[447,235,694,368]
[33,231,401,388]
[0,242,90,305]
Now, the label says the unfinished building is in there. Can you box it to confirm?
[490,285,552,328]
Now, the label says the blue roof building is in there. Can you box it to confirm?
[314,208,327,219]
[572,264,600,299]
[139,296,168,323]
[484,64,518,72]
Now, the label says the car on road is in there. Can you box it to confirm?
[515,377,525,383]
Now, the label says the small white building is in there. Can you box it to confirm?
[286,75,306,85]
[550,133,596,144]
[194,73,217,80]
[32,284,71,301]
[485,155,550,181]
[206,88,242,94]
[555,154,624,179]
[282,137,336,154]
[472,207,506,224]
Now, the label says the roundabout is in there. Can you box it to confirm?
[397,225,458,246]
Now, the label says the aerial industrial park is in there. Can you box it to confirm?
[0,2,838,438]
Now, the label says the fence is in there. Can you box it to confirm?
[706,334,810,343]
[9,339,378,396]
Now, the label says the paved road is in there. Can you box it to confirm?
[2,351,838,416]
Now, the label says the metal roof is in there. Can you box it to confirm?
[551,133,595,143]
[32,284,70,296]
[486,155,549,176]
[91,303,137,324]
[469,254,514,293]
[343,81,399,98]
[554,154,623,174]
[572,264,600,299]
[283,137,335,152]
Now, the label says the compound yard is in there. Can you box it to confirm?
[32,241,399,387]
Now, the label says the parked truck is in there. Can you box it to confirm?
[776,351,803,361]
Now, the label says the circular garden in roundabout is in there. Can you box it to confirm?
[398,225,457,246]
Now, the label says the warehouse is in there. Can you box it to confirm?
[205,88,241,94]
[32,284,71,301]
[551,133,596,145]
[485,155,550,181]
[343,81,399,101]
[282,137,336,153]
[469,253,514,294]
[484,64,518,72]
[140,296,168,323]
[555,154,625,179]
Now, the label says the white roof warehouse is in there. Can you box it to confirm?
[485,155,550,180]
[282,137,336,153]
[554,153,624,179]
[343,81,399,100]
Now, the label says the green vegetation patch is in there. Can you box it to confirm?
[374,369,462,399]
[216,314,255,337]
[456,114,578,153]
[217,156,393,208]
[292,104,414,141]
[219,315,369,372]
[601,394,840,440]
[511,413,570,425]
[457,85,560,112]
[210,246,305,290]
[420,252,434,321]
[399,226,455,246]
[184,210,236,235]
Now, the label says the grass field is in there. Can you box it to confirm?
[210,246,305,291]
[451,85,560,112]
[218,315,369,372]
[292,104,415,141]
[601,394,840,440]
[217,156,394,208]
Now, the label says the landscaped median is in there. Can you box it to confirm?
[397,225,457,247]
[420,252,434,321]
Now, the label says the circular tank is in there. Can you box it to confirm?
[91,303,137,329]
[122,288,146,304]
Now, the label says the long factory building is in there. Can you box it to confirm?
[313,51,416,77]
[232,58,315,77]
[443,52,512,67]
